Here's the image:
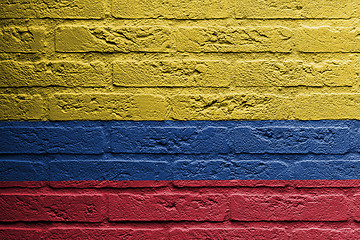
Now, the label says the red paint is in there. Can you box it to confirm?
[0,194,105,222]
[292,229,359,240]
[2,180,360,239]
[0,229,43,240]
[109,194,227,221]
[48,228,166,240]
[170,228,288,240]
[230,194,348,221]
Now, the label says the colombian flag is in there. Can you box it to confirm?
[2,0,360,239]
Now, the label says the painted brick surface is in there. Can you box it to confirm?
[0,161,46,181]
[296,27,360,52]
[232,60,354,87]
[55,25,174,53]
[235,0,356,19]
[0,27,46,53]
[49,94,168,120]
[2,0,360,238]
[170,228,288,240]
[48,228,167,240]
[0,229,44,240]
[1,121,360,181]
[0,194,105,222]
[0,61,107,87]
[110,127,229,153]
[50,160,169,181]
[0,1,359,121]
[229,127,351,154]
[292,229,355,240]
[111,0,231,19]
[0,95,45,120]
[108,193,227,221]
[0,0,105,19]
[0,127,105,154]
[230,194,349,221]
[113,60,231,87]
[1,181,360,238]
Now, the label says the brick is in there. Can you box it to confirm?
[112,0,230,19]
[296,27,360,52]
[49,94,168,120]
[48,228,167,240]
[232,60,354,87]
[0,26,45,53]
[353,194,360,221]
[229,127,351,154]
[169,94,291,120]
[0,0,105,19]
[110,127,229,153]
[235,0,354,19]
[109,194,227,221]
[0,127,105,154]
[112,60,231,87]
[231,161,290,180]
[0,194,105,222]
[0,94,45,120]
[170,228,288,240]
[292,228,354,240]
[0,229,44,240]
[172,160,289,180]
[175,26,294,52]
[230,194,349,221]
[293,94,360,120]
[172,160,232,180]
[55,25,173,53]
[0,161,46,181]
[50,160,169,181]
[0,61,107,87]
[293,161,360,180]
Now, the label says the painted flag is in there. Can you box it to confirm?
[1,0,360,239]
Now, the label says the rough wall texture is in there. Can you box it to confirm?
[1,0,360,121]
[1,0,360,239]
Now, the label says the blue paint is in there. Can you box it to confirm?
[0,120,359,181]
[0,127,104,154]
[50,160,168,181]
[229,127,351,154]
[0,161,47,181]
[110,127,229,153]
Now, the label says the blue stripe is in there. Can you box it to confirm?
[0,120,359,181]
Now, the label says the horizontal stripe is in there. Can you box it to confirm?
[0,120,359,181]
[2,180,360,223]
[2,180,360,239]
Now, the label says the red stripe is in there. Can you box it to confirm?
[1,180,360,239]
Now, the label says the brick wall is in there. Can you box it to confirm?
[1,0,360,239]
[1,0,360,121]
[2,180,360,239]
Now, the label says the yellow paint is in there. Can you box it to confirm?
[235,0,355,19]
[1,0,104,19]
[112,0,231,19]
[0,61,106,87]
[113,60,231,87]
[0,95,45,120]
[1,0,360,120]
